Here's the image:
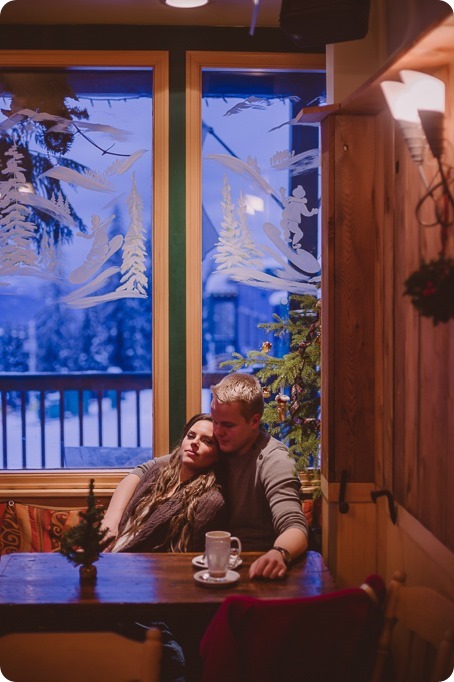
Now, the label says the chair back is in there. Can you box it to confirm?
[371,570,454,682]
[0,628,162,682]
[200,574,386,682]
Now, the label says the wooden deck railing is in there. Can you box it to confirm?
[0,372,151,469]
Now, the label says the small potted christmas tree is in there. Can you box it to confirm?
[60,478,112,582]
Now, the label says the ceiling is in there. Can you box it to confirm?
[0,0,283,27]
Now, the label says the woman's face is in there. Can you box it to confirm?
[179,419,219,476]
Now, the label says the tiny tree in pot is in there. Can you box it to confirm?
[60,478,113,582]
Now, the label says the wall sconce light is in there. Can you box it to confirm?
[380,70,453,227]
[381,70,454,326]
[380,70,445,164]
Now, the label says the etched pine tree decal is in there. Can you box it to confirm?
[0,144,41,277]
[38,228,59,274]
[118,172,148,297]
[236,190,264,270]
[215,176,263,272]
[215,176,240,270]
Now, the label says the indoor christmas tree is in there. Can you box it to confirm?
[222,293,321,483]
[60,478,112,582]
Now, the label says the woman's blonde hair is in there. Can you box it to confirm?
[211,372,264,420]
[116,414,220,552]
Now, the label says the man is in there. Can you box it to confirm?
[211,372,308,579]
[103,372,308,580]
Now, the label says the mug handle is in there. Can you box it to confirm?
[230,536,242,557]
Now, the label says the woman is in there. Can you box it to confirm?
[109,413,226,553]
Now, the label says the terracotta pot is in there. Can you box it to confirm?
[302,497,322,527]
[79,564,97,583]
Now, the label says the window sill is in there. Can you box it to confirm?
[0,470,127,499]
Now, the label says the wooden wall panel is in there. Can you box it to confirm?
[321,116,336,479]
[322,71,453,582]
[330,115,377,483]
[392,131,421,516]
[388,61,454,549]
[374,110,395,491]
[383,0,450,58]
[320,14,454,584]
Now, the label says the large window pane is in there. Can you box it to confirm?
[201,69,325,410]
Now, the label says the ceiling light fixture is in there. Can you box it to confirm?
[163,0,209,8]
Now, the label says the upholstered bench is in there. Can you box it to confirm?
[0,500,84,555]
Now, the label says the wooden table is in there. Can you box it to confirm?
[0,551,334,680]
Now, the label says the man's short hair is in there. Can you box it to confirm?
[211,372,264,420]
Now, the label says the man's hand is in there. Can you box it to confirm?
[249,548,288,580]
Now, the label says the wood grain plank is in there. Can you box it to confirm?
[332,115,377,482]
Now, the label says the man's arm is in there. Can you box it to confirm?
[249,528,308,579]
[249,442,309,579]
[102,473,141,538]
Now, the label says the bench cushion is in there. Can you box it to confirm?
[0,500,83,555]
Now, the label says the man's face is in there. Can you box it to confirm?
[211,398,261,456]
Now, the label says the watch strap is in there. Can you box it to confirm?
[272,545,291,566]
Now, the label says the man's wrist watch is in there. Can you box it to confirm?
[272,545,291,567]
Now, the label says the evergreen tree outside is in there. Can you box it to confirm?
[77,306,110,371]
[0,324,29,372]
[222,293,321,481]
[102,295,151,371]
[35,282,79,372]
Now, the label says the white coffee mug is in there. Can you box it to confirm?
[205,531,242,579]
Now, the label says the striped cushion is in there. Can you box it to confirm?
[0,500,82,555]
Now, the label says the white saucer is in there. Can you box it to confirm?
[193,569,240,587]
[192,554,242,570]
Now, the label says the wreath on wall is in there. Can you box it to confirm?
[404,256,454,326]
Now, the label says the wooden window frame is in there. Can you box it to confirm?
[0,50,169,497]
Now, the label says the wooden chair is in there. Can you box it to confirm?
[371,570,454,682]
[0,628,162,682]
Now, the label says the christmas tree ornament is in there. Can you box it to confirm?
[262,386,271,398]
[276,393,290,421]
[261,341,272,353]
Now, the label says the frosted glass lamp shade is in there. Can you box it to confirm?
[380,81,425,163]
[380,81,419,124]
[381,71,446,161]
[399,70,445,115]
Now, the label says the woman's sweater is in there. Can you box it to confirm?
[114,455,226,553]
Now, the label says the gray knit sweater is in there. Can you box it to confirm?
[133,432,307,551]
[223,431,307,550]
